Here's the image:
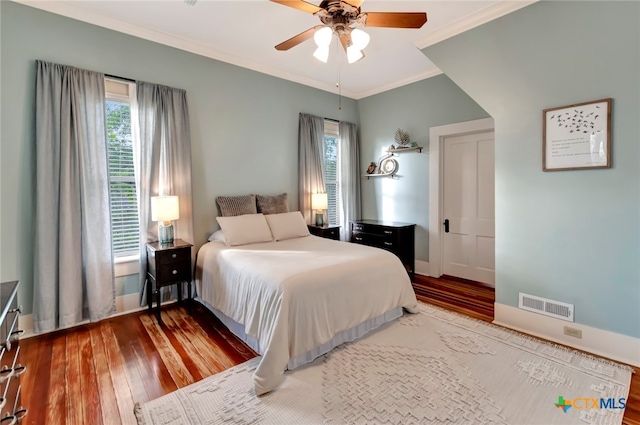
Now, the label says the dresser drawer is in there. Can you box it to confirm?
[157,262,190,285]
[351,223,397,238]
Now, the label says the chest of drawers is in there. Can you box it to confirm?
[0,281,26,423]
[350,220,416,281]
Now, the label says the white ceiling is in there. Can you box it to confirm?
[16,0,535,99]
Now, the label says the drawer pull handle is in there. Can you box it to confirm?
[12,364,25,376]
[9,330,24,339]
[172,253,177,258]
[354,237,362,241]
[0,366,12,379]
[172,270,178,275]
[384,242,393,246]
[8,306,21,315]
[13,408,27,420]
[384,230,393,234]
[0,414,16,425]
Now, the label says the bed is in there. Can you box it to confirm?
[195,210,418,395]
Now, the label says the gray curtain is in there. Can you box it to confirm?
[338,121,362,240]
[298,113,326,224]
[135,81,194,306]
[33,60,115,333]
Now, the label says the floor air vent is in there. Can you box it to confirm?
[518,293,574,322]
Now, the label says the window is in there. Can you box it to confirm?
[105,79,139,258]
[323,120,340,226]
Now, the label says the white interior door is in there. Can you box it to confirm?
[442,131,495,285]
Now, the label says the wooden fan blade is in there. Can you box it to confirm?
[345,0,365,8]
[275,27,317,51]
[270,0,322,15]
[364,12,427,29]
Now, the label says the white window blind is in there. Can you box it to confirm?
[106,79,139,257]
[324,120,340,226]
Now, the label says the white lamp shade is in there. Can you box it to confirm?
[313,46,330,63]
[151,196,180,222]
[311,193,328,210]
[347,46,364,64]
[351,29,370,50]
[314,26,333,47]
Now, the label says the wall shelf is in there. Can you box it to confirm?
[362,173,396,179]
[387,146,424,154]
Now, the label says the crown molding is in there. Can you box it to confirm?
[415,1,539,49]
[13,0,534,99]
[355,68,443,100]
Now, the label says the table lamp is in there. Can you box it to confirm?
[151,195,180,244]
[311,193,328,227]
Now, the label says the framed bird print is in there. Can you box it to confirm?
[543,98,611,171]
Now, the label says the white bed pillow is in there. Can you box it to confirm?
[216,214,273,246]
[265,211,310,241]
[207,230,226,243]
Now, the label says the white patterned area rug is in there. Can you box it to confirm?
[135,303,633,425]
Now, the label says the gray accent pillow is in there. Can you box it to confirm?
[216,195,257,217]
[256,193,289,215]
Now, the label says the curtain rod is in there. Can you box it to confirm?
[105,73,135,83]
[325,117,339,123]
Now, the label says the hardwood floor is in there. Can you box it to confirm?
[21,277,638,425]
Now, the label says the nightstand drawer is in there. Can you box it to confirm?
[157,262,190,284]
[156,248,190,265]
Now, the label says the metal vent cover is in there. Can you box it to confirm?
[518,293,574,322]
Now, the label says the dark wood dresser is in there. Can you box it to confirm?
[0,281,26,423]
[350,220,416,281]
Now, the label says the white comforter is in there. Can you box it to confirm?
[196,235,418,395]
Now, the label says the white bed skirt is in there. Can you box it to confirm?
[196,296,403,370]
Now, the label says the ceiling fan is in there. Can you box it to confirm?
[271,0,428,64]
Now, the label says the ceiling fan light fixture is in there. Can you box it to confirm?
[313,26,333,47]
[313,46,330,63]
[351,28,370,50]
[347,46,364,64]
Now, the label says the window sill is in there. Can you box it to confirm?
[114,255,139,277]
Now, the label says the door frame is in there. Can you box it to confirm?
[428,117,494,278]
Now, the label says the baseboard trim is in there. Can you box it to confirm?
[415,260,430,277]
[494,302,640,368]
[20,293,176,340]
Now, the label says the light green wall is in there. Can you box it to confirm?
[358,75,489,262]
[0,2,358,314]
[424,1,640,338]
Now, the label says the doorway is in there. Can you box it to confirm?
[428,118,495,286]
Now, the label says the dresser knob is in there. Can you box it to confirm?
[384,242,393,246]
[172,253,177,259]
[355,237,362,241]
[172,270,177,275]
[384,230,393,235]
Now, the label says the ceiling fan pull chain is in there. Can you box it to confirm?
[336,37,342,110]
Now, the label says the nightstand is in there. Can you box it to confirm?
[146,239,193,323]
[308,224,341,241]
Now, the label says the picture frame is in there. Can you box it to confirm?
[542,98,611,171]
